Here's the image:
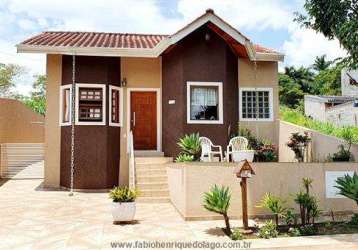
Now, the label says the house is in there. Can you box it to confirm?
[17,9,284,189]
[304,69,358,126]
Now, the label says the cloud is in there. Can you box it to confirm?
[282,23,347,67]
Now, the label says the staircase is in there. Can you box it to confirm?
[135,153,172,203]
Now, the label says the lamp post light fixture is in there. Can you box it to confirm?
[235,159,255,232]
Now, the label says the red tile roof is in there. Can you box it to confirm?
[21,31,168,49]
[20,31,277,54]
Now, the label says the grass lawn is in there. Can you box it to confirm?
[280,106,358,144]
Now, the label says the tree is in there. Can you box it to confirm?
[22,75,47,115]
[284,66,315,93]
[311,64,343,95]
[312,55,332,72]
[279,73,304,108]
[0,63,25,97]
[296,0,358,68]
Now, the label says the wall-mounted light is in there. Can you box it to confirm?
[121,77,127,87]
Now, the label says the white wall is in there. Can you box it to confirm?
[304,96,327,122]
[327,102,358,127]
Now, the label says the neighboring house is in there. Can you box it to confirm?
[17,9,284,189]
[304,69,358,125]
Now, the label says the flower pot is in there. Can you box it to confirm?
[111,201,136,222]
[232,150,255,162]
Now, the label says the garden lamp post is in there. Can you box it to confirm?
[235,160,255,231]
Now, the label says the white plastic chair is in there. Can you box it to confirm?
[199,137,223,162]
[226,136,254,162]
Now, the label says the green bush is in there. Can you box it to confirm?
[109,186,138,202]
[328,145,354,162]
[335,172,358,207]
[280,106,358,144]
[203,185,232,235]
[349,213,358,225]
[175,153,194,162]
[257,193,287,226]
[284,209,297,226]
[177,133,201,160]
[258,220,279,239]
[231,228,244,240]
[299,224,317,236]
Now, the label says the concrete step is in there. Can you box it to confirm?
[137,175,167,183]
[134,151,164,157]
[136,197,170,203]
[136,164,168,171]
[136,182,168,190]
[135,157,173,165]
[136,168,167,175]
[139,189,170,197]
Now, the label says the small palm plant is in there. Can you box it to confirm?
[335,172,358,207]
[302,177,313,194]
[257,193,287,226]
[177,133,201,160]
[203,185,232,235]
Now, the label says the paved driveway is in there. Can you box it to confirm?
[0,177,358,249]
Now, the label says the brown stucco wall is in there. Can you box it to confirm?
[162,25,238,157]
[167,162,358,220]
[60,56,120,189]
[119,57,161,186]
[44,54,62,187]
[238,58,279,145]
[0,98,44,143]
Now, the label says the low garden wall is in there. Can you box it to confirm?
[167,162,358,220]
[279,120,358,162]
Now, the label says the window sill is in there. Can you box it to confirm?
[187,120,223,124]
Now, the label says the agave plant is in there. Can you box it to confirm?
[203,185,232,235]
[177,133,201,160]
[335,172,358,206]
[257,193,287,226]
[175,153,194,162]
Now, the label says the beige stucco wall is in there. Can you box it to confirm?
[279,120,358,162]
[167,162,358,220]
[238,58,279,145]
[119,57,161,186]
[0,98,44,143]
[44,54,62,188]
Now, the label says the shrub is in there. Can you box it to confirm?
[349,213,358,225]
[299,224,317,236]
[335,172,358,206]
[109,186,138,202]
[177,133,201,160]
[294,191,321,224]
[284,209,297,226]
[257,193,287,226]
[175,153,194,162]
[328,145,353,162]
[231,228,244,240]
[288,227,301,237]
[203,185,232,235]
[258,220,279,239]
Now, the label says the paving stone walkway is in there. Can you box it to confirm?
[0,177,357,249]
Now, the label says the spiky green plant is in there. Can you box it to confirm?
[175,153,194,162]
[302,177,313,194]
[177,133,201,160]
[257,193,287,226]
[109,186,138,202]
[203,185,232,235]
[335,172,358,206]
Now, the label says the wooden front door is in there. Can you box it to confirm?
[130,91,157,150]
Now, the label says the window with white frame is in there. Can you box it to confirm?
[75,84,106,125]
[187,82,223,124]
[109,85,123,127]
[239,88,273,121]
[59,85,72,126]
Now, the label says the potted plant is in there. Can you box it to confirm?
[109,186,138,222]
[287,132,311,162]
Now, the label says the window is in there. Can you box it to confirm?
[109,85,123,127]
[239,88,273,121]
[59,85,72,126]
[187,82,223,124]
[75,84,106,125]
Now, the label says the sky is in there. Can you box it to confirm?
[0,0,347,96]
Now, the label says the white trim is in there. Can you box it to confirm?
[109,85,124,127]
[239,87,274,122]
[75,83,106,126]
[186,81,223,124]
[126,88,161,152]
[59,84,72,126]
